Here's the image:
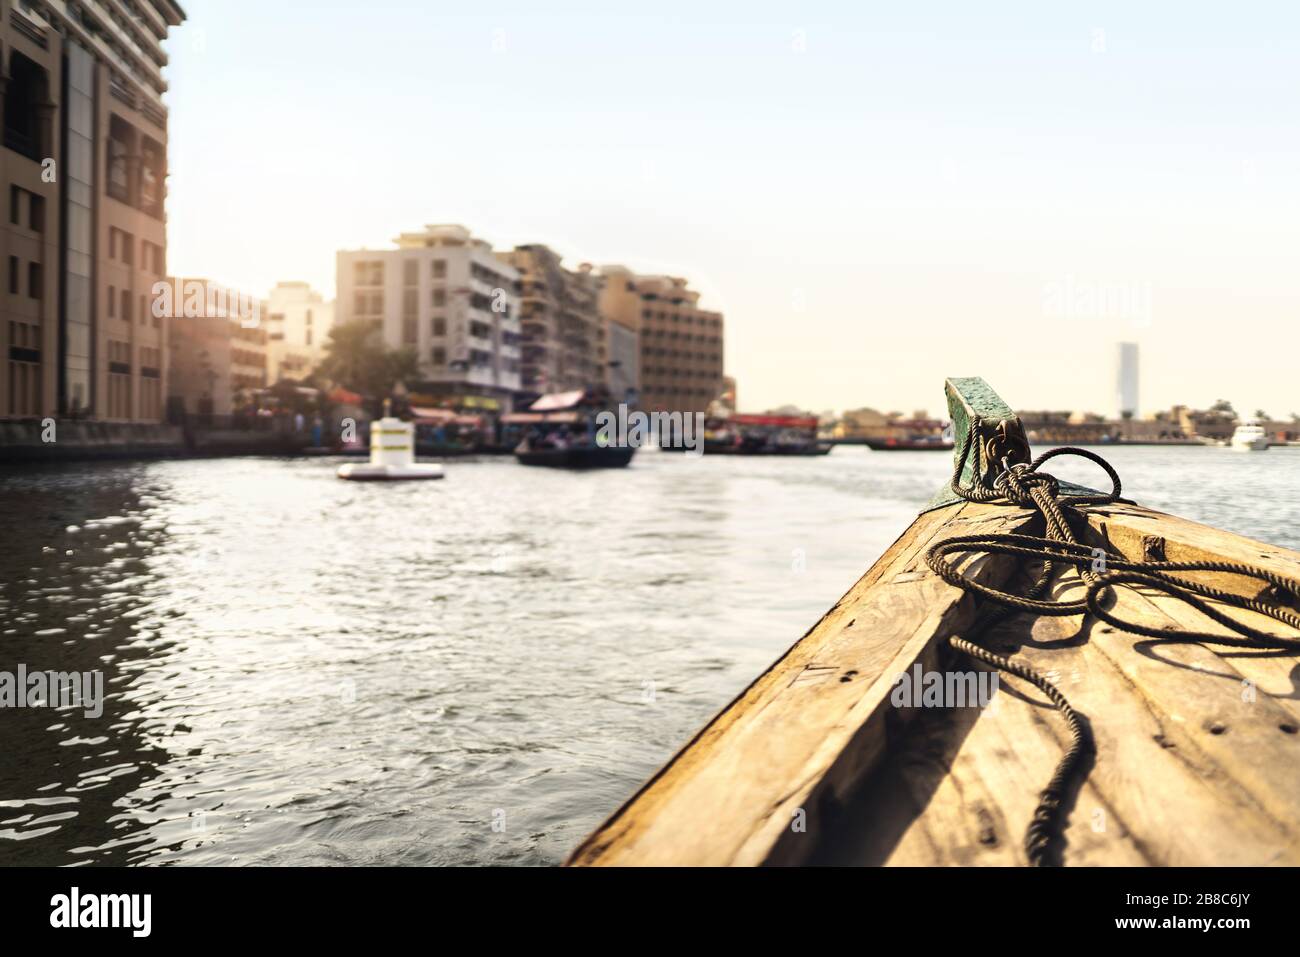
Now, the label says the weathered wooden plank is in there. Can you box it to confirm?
[807,507,1300,866]
[566,501,1040,866]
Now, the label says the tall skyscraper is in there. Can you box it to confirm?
[0,1,186,422]
[1116,341,1139,419]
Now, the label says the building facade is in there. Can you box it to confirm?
[336,224,521,407]
[597,266,723,415]
[266,281,333,383]
[496,244,604,398]
[164,278,268,420]
[0,0,185,423]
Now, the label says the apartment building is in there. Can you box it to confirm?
[496,244,604,397]
[336,224,521,407]
[597,266,724,415]
[164,278,268,419]
[266,281,333,383]
[0,0,185,423]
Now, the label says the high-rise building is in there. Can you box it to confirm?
[597,266,724,415]
[1116,341,1139,419]
[336,224,522,407]
[496,244,604,398]
[266,281,334,383]
[0,1,186,422]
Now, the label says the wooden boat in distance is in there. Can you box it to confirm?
[568,377,1300,866]
[725,413,832,456]
[504,388,636,469]
[859,435,955,451]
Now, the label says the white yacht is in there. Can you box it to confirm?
[1230,422,1269,451]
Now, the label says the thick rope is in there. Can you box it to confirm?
[927,416,1300,865]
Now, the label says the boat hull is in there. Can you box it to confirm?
[514,446,635,469]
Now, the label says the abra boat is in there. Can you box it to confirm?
[504,389,636,470]
[569,377,1300,866]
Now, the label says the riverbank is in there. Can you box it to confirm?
[0,418,311,463]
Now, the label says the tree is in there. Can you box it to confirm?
[1254,409,1270,422]
[317,320,420,398]
[1209,399,1236,416]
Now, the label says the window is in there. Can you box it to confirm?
[4,53,48,161]
[107,116,136,204]
[354,261,383,286]
[305,329,312,346]
[121,233,134,266]
[403,288,418,319]
[431,259,446,279]
[29,193,43,233]
[140,293,147,324]
[108,285,116,317]
[431,316,446,336]
[9,186,18,225]
[28,262,41,299]
[432,288,446,307]
[402,317,417,345]
[8,256,18,294]
[120,289,130,322]
[140,138,164,217]
[109,229,118,259]
[403,259,418,286]
[305,309,313,327]
[431,347,446,366]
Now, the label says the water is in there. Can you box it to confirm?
[0,445,1296,865]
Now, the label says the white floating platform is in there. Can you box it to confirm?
[336,415,445,481]
[336,462,444,481]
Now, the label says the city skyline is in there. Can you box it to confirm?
[164,2,1300,417]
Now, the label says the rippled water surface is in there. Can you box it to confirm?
[1,445,1297,865]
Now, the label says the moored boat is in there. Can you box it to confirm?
[725,413,832,456]
[1230,422,1269,451]
[568,377,1300,866]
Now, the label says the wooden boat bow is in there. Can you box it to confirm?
[567,378,1300,866]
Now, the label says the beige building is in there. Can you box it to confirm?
[266,281,333,383]
[0,1,185,423]
[164,279,269,419]
[336,224,521,406]
[496,244,604,396]
[598,266,724,414]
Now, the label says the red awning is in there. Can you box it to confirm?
[730,414,819,429]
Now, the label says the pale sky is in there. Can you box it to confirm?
[164,1,1300,419]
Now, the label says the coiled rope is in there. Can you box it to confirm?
[925,417,1300,866]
